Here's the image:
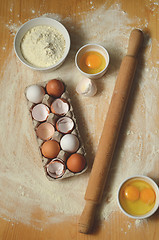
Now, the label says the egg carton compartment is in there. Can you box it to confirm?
[25,79,87,180]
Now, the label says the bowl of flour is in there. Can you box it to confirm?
[14,17,70,71]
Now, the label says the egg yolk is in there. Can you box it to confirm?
[85,54,101,69]
[140,188,156,204]
[79,51,106,74]
[124,185,140,201]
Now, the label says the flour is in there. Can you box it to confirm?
[21,25,66,67]
[1,2,159,230]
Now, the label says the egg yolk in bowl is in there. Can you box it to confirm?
[119,179,156,216]
[79,51,106,74]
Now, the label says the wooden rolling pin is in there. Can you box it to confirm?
[78,29,144,234]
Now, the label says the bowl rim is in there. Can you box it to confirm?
[117,175,159,219]
[14,17,71,71]
[75,43,110,77]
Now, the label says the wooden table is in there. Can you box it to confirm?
[0,0,158,239]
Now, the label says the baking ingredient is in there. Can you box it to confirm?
[20,25,66,68]
[60,134,80,153]
[66,153,86,173]
[51,98,69,116]
[56,117,74,133]
[41,140,60,159]
[124,185,140,201]
[32,103,50,122]
[26,85,45,103]
[46,79,65,97]
[27,80,86,180]
[79,51,106,74]
[140,188,156,204]
[76,78,97,97]
[46,159,66,179]
[119,179,156,216]
[36,122,55,140]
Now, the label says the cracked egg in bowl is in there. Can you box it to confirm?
[117,175,159,219]
[75,43,109,79]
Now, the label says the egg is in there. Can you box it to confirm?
[140,188,156,204]
[36,122,55,140]
[46,158,66,179]
[32,103,50,122]
[76,78,97,97]
[66,153,86,173]
[60,134,80,153]
[79,51,106,74]
[41,140,60,159]
[119,179,156,216]
[51,98,69,116]
[26,85,45,103]
[56,116,74,134]
[124,185,140,202]
[46,79,65,98]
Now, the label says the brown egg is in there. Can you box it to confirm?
[32,103,50,122]
[41,140,60,159]
[46,79,65,98]
[51,98,69,116]
[36,122,55,140]
[56,116,74,134]
[66,153,86,173]
[46,158,66,179]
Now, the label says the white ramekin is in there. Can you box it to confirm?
[75,43,109,79]
[14,17,70,71]
[117,175,159,219]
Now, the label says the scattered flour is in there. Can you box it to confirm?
[6,22,22,36]
[135,218,149,228]
[1,2,159,229]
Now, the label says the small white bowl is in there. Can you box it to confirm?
[75,44,109,79]
[14,17,70,71]
[117,175,159,219]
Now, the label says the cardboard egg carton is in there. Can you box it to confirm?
[25,80,87,180]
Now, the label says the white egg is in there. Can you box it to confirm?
[76,78,97,97]
[60,134,80,153]
[26,85,45,103]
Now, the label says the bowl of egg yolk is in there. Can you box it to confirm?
[75,44,109,79]
[117,175,159,219]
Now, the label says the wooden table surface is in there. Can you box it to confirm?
[0,0,159,239]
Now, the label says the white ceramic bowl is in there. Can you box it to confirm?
[75,44,109,79]
[117,175,159,219]
[14,17,70,71]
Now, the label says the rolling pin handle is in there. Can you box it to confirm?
[127,29,144,57]
[78,200,97,234]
